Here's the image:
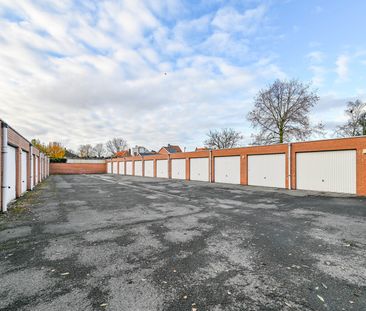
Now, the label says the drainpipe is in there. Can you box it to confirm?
[288,143,292,190]
[1,123,8,212]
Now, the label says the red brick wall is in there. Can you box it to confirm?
[106,137,366,196]
[50,163,107,175]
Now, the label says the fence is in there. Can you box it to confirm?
[106,137,366,196]
[0,120,50,212]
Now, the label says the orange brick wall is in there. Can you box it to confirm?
[50,163,107,175]
[106,137,366,196]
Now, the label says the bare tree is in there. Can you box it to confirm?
[204,128,243,149]
[93,143,105,158]
[247,79,323,144]
[335,99,366,137]
[105,138,128,155]
[79,144,93,158]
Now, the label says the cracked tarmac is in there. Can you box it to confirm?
[0,174,365,310]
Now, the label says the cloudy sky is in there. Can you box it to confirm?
[1,0,365,152]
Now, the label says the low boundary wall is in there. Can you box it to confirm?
[50,163,106,174]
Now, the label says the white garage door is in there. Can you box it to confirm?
[248,154,286,188]
[144,160,154,177]
[157,160,168,178]
[296,150,356,194]
[172,159,186,180]
[21,150,28,194]
[119,162,125,175]
[135,161,143,176]
[35,156,39,183]
[190,158,209,182]
[126,162,133,175]
[112,162,118,174]
[107,162,112,174]
[5,145,17,207]
[214,156,240,184]
[30,153,34,189]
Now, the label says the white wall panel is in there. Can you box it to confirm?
[171,159,186,180]
[214,156,240,184]
[135,161,143,176]
[21,151,28,194]
[119,162,125,175]
[157,160,168,178]
[296,150,356,194]
[248,154,286,188]
[144,160,154,177]
[190,158,209,182]
[126,161,133,175]
[107,162,112,174]
[112,162,118,174]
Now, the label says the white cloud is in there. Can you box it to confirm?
[0,0,288,151]
[336,54,349,81]
[212,5,267,34]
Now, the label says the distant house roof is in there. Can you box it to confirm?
[140,151,157,156]
[115,150,129,157]
[159,144,182,154]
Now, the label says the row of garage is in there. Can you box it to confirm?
[107,139,366,195]
[106,154,287,188]
[0,121,50,212]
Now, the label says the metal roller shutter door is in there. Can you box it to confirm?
[135,161,143,176]
[35,156,39,183]
[190,158,209,182]
[157,160,168,178]
[144,161,154,177]
[21,151,28,194]
[171,159,186,180]
[248,154,286,188]
[214,156,240,184]
[6,145,17,206]
[107,162,112,174]
[30,154,34,189]
[126,162,133,175]
[296,150,356,194]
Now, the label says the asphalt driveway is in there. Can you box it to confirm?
[0,174,365,311]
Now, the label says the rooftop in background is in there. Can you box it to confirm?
[159,144,182,154]
[132,145,150,156]
[115,150,130,158]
